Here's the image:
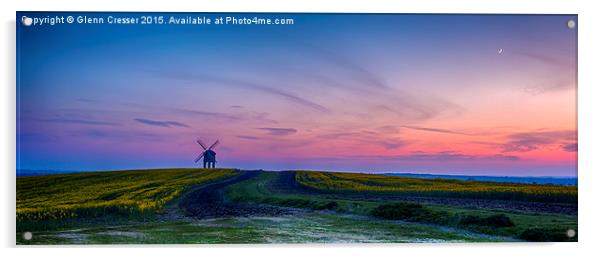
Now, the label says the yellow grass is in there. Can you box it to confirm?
[295,171,577,203]
[17,168,237,221]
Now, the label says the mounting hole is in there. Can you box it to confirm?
[567,20,576,29]
[21,16,33,26]
[23,231,32,240]
[566,229,576,238]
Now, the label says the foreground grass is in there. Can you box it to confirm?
[17,212,511,244]
[17,168,237,222]
[296,171,577,203]
[225,171,577,241]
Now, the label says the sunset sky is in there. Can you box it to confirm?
[17,13,577,176]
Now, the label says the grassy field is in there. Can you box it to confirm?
[296,171,577,203]
[18,212,514,244]
[17,168,237,222]
[17,169,577,243]
[225,171,577,241]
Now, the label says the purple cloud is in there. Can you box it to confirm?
[37,118,120,126]
[159,72,330,113]
[395,151,520,162]
[293,151,520,162]
[316,131,406,150]
[75,98,101,103]
[257,127,297,136]
[401,125,470,135]
[134,118,189,128]
[520,52,560,65]
[283,38,465,120]
[501,130,576,152]
[376,141,406,150]
[375,125,400,134]
[562,143,578,152]
[170,108,242,121]
[76,129,166,142]
[316,132,359,140]
[237,135,261,140]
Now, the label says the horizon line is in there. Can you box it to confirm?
[16,167,578,179]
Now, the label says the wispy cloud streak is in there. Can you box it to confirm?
[170,108,242,121]
[292,151,520,162]
[159,72,330,113]
[257,127,297,136]
[134,118,189,128]
[562,143,578,152]
[237,135,261,140]
[501,130,576,152]
[37,118,120,126]
[401,125,471,135]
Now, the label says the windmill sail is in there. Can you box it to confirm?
[196,140,208,150]
[194,153,204,163]
[208,140,220,150]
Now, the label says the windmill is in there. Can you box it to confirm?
[194,139,219,168]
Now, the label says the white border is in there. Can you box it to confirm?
[2,1,601,256]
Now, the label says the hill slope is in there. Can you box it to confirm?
[17,168,237,221]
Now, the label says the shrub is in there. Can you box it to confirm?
[458,215,482,226]
[483,214,514,227]
[519,228,575,242]
[280,198,311,207]
[370,202,449,224]
[315,201,338,210]
[459,214,514,228]
[371,202,427,220]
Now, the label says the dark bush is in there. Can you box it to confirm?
[371,202,427,220]
[519,228,575,242]
[370,202,449,224]
[279,198,311,207]
[483,214,514,227]
[458,215,482,226]
[416,209,449,224]
[459,214,514,228]
[315,201,338,210]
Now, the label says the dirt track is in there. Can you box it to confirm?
[179,170,293,219]
[177,170,576,218]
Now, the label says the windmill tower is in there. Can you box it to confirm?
[194,139,219,168]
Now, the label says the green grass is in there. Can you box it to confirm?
[428,205,577,239]
[225,171,577,241]
[17,168,238,222]
[17,212,511,244]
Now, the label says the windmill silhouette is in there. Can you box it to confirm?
[194,139,219,168]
